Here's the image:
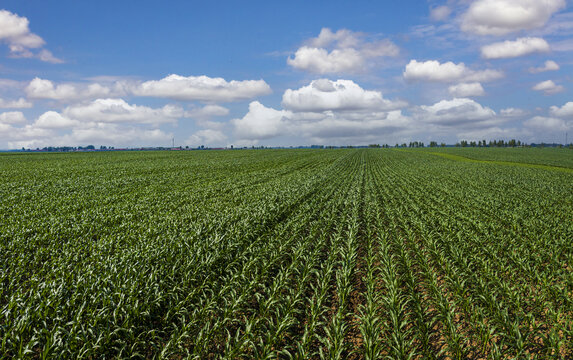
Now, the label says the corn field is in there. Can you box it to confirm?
[1,148,572,359]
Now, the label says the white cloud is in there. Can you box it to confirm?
[404,60,465,82]
[0,97,32,108]
[0,122,14,135]
[184,104,229,119]
[63,98,182,125]
[37,49,63,64]
[287,47,365,74]
[234,106,414,145]
[448,83,485,97]
[0,111,26,124]
[186,129,227,147]
[184,104,230,130]
[25,75,271,104]
[0,123,55,147]
[524,116,569,132]
[0,10,44,48]
[529,60,560,73]
[307,28,358,48]
[550,102,573,117]
[415,98,497,126]
[461,0,566,36]
[229,79,512,144]
[34,111,79,129]
[66,126,172,147]
[295,110,414,142]
[430,6,452,22]
[403,60,503,83]
[233,79,415,144]
[481,37,550,59]
[25,78,116,101]
[0,10,62,63]
[282,79,406,112]
[532,80,564,95]
[500,108,527,117]
[456,127,522,142]
[231,101,291,140]
[29,98,181,136]
[10,118,173,149]
[288,28,399,74]
[134,74,271,102]
[307,28,399,57]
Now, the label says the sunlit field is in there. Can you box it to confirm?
[1,148,572,359]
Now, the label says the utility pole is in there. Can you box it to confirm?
[172,138,175,148]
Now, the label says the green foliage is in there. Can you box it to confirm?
[1,149,571,358]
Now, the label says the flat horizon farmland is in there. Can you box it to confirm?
[1,148,572,359]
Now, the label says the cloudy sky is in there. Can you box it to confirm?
[0,0,572,149]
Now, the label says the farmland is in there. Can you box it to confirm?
[1,148,572,359]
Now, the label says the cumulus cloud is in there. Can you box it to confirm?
[461,0,566,36]
[0,123,55,147]
[134,74,271,102]
[63,98,182,125]
[25,74,271,104]
[403,60,503,83]
[0,10,62,63]
[34,111,79,129]
[415,98,497,126]
[430,6,452,22]
[404,60,465,82]
[307,28,357,48]
[10,110,175,149]
[481,37,550,59]
[14,124,171,149]
[20,98,184,149]
[456,127,522,142]
[0,97,32,108]
[232,79,415,143]
[181,105,230,131]
[282,79,406,112]
[25,78,117,101]
[448,83,485,97]
[288,47,365,74]
[529,60,560,73]
[231,101,291,140]
[550,102,573,117]
[524,116,569,132]
[26,75,270,103]
[0,111,26,124]
[0,123,13,136]
[532,80,564,95]
[288,28,399,74]
[186,129,227,147]
[295,110,413,143]
[69,126,172,146]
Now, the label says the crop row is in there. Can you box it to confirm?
[1,149,571,358]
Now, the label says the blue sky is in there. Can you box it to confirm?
[0,0,572,148]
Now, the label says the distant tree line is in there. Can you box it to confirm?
[455,139,522,147]
[425,139,524,148]
[368,144,392,148]
[21,145,116,152]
